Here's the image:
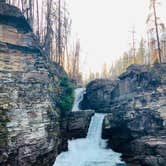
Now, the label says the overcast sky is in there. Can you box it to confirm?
[68,0,166,78]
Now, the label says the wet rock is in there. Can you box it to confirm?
[61,110,94,140]
[80,79,119,110]
[82,63,166,166]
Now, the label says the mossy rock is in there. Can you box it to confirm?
[0,101,10,150]
[11,136,17,143]
[48,105,54,113]
[0,98,10,105]
[0,132,8,148]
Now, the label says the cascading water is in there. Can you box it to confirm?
[72,88,85,112]
[53,88,126,166]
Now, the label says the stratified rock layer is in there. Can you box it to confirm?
[62,110,94,138]
[0,3,63,166]
[82,64,166,166]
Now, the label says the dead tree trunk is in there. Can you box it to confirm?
[152,0,161,63]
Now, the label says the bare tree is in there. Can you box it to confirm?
[44,0,53,59]
[150,0,161,63]
[6,0,73,73]
[28,0,34,27]
[73,39,80,79]
[36,0,40,38]
[129,27,136,64]
[56,0,62,64]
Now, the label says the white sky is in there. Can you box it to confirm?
[68,0,166,77]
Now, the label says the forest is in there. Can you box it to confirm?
[6,0,82,84]
[5,0,166,84]
[88,0,166,81]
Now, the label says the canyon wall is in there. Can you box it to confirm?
[0,3,71,166]
[81,64,166,166]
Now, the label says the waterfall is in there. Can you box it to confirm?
[72,88,85,112]
[53,88,126,166]
[87,114,105,148]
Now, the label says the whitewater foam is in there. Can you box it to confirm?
[53,114,125,166]
[53,88,125,166]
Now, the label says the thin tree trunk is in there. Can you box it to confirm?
[36,0,40,39]
[40,0,44,43]
[152,0,161,63]
[21,0,24,12]
[58,0,62,64]
[44,0,53,59]
[29,0,34,28]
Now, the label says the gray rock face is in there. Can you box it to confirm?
[54,110,94,152]
[80,79,119,110]
[61,110,94,140]
[131,136,166,166]
[82,64,166,166]
[0,3,68,166]
[0,3,31,33]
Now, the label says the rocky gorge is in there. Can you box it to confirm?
[81,64,166,166]
[0,2,94,166]
[1,1,166,166]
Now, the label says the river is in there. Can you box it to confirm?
[53,88,126,166]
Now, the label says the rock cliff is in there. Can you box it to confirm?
[0,3,74,166]
[81,64,166,166]
[61,110,94,139]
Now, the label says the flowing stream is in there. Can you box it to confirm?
[72,88,85,112]
[53,88,125,166]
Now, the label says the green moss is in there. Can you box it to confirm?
[0,98,10,105]
[58,95,74,113]
[48,105,54,113]
[48,131,58,137]
[54,76,59,82]
[48,84,54,93]
[48,71,74,117]
[0,138,8,147]
[0,131,9,147]
[0,107,10,149]
[56,75,74,117]
[60,75,69,87]
[11,136,17,143]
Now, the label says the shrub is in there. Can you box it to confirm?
[57,75,74,117]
